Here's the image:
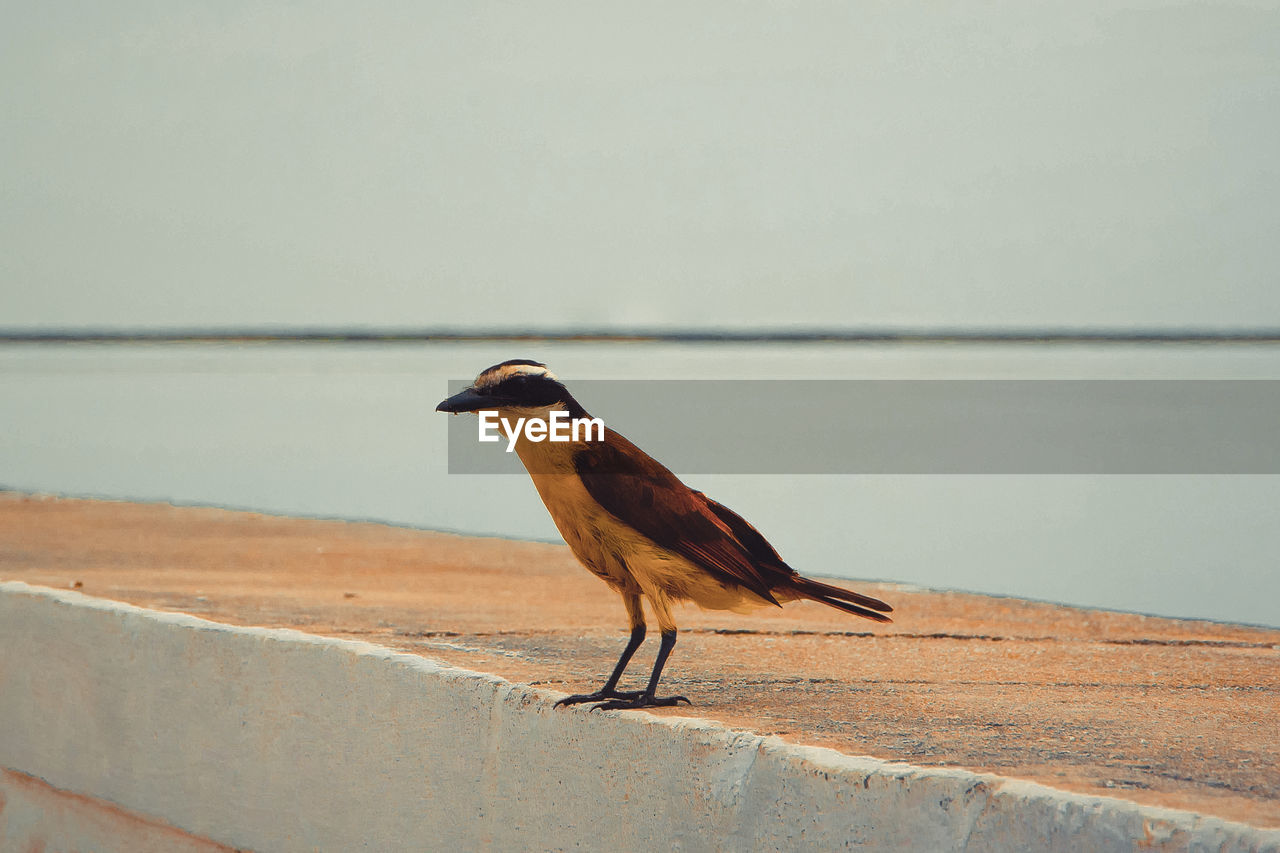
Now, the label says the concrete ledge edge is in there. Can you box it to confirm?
[2,580,1276,852]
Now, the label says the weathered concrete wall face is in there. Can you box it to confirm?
[0,768,231,853]
[1,581,1276,853]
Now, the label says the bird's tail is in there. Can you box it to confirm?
[790,576,894,623]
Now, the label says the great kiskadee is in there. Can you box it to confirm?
[437,359,893,710]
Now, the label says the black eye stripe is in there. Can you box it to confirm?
[487,374,565,403]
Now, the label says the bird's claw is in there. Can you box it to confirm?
[554,689,646,708]
[589,694,691,712]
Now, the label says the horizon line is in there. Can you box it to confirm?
[3,326,1280,345]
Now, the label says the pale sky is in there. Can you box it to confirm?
[3,2,1279,331]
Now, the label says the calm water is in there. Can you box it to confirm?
[3,341,1279,627]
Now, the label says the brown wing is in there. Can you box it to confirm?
[699,492,890,616]
[696,492,792,573]
[574,432,783,606]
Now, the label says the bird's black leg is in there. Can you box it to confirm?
[554,624,648,707]
[590,629,691,711]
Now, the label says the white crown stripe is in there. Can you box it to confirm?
[476,363,558,388]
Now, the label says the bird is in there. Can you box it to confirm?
[436,359,893,711]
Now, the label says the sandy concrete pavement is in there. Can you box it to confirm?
[2,492,1276,828]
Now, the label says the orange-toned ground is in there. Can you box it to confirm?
[2,492,1277,828]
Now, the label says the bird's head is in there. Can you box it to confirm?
[436,359,583,419]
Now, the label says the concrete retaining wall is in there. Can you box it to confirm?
[0,767,231,853]
[1,581,1276,852]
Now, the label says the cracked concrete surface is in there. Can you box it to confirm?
[2,491,1277,830]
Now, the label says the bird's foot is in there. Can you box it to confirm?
[590,693,691,712]
[554,688,646,708]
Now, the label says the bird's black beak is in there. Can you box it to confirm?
[436,387,500,413]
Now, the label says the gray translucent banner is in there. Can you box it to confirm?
[443,380,1280,474]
